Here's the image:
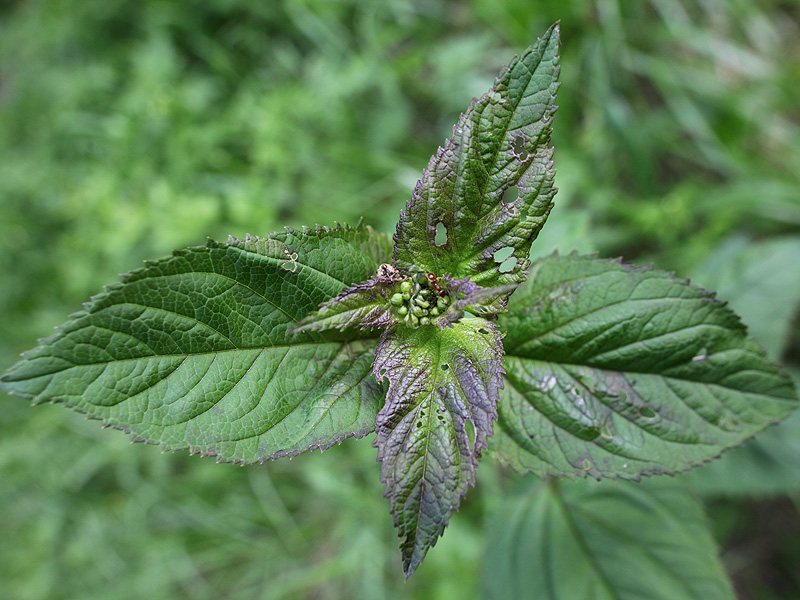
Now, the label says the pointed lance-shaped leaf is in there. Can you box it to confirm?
[433,278,518,327]
[1,224,393,463]
[393,23,560,299]
[373,318,504,577]
[490,253,800,480]
[292,274,405,333]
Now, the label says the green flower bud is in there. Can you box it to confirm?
[390,293,404,306]
[400,281,412,293]
[397,305,408,316]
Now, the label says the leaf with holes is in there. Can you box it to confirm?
[0,224,393,462]
[483,478,736,600]
[373,318,504,577]
[392,23,560,303]
[5,21,800,585]
[490,253,799,480]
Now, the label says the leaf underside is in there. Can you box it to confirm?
[1,224,393,463]
[393,24,560,301]
[483,478,736,600]
[373,318,504,578]
[491,253,799,480]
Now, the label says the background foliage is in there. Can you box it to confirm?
[1,1,799,598]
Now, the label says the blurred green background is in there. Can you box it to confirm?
[1,1,799,598]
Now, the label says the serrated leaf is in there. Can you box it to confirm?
[483,478,736,600]
[681,239,800,494]
[1,224,393,463]
[491,253,799,480]
[443,279,518,317]
[292,275,402,333]
[684,408,800,496]
[393,24,560,295]
[373,318,504,577]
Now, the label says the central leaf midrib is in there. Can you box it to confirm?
[12,340,376,380]
[548,483,623,600]
[502,355,790,404]
[502,370,733,456]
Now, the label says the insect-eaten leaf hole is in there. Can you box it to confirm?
[465,419,476,453]
[493,247,517,273]
[511,135,529,161]
[478,328,489,335]
[440,363,449,371]
[501,186,519,204]
[435,222,448,246]
[638,406,657,419]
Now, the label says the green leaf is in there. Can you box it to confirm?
[292,276,403,333]
[681,239,800,495]
[491,253,799,480]
[393,24,560,294]
[483,478,736,600]
[1,224,393,463]
[373,318,504,577]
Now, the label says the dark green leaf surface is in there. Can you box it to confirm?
[393,24,560,294]
[483,478,736,600]
[683,240,800,494]
[373,318,504,577]
[492,253,799,480]
[1,224,393,463]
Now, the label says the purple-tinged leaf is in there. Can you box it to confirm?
[292,272,406,333]
[373,318,504,577]
[435,278,518,325]
[393,24,560,298]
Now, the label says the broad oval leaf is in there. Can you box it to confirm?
[373,318,504,578]
[393,24,560,293]
[491,253,799,480]
[1,223,393,463]
[483,478,736,600]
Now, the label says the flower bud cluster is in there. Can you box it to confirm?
[389,272,450,328]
